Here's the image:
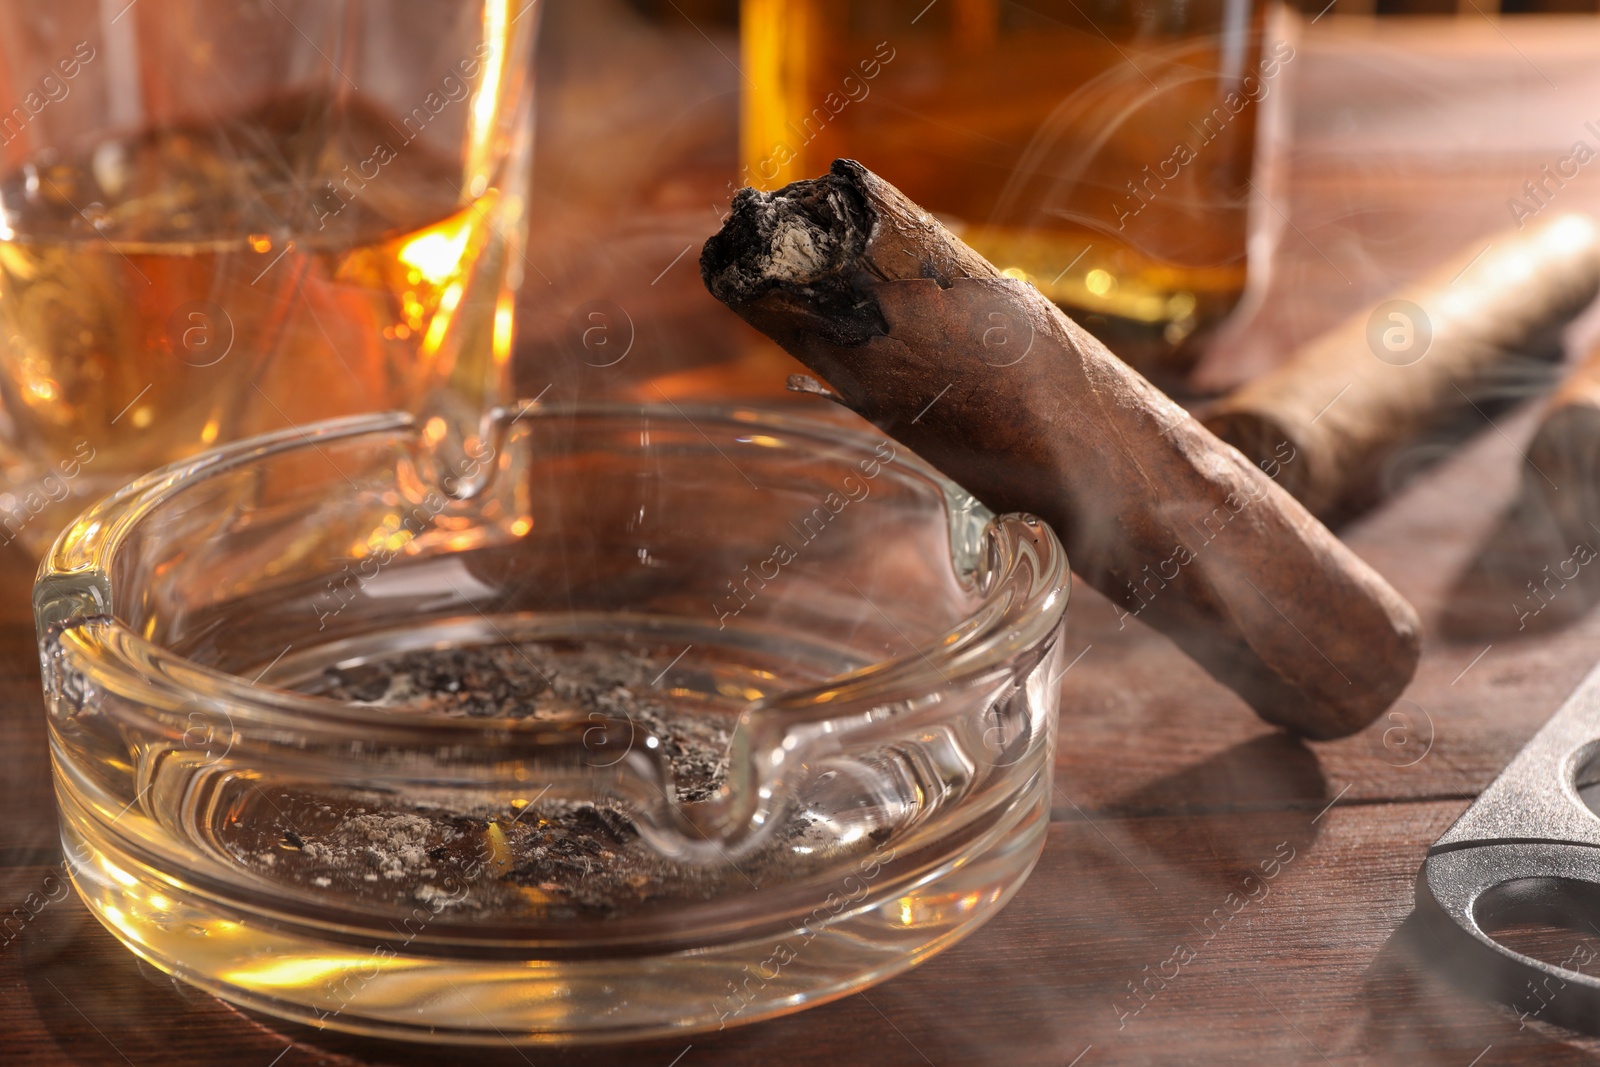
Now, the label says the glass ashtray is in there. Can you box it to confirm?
[35,403,1069,1045]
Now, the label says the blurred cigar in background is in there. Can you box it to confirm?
[1444,334,1600,639]
[1529,338,1600,537]
[1510,337,1600,630]
[1203,215,1600,522]
[702,159,1421,740]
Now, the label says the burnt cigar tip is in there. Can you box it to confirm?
[828,157,871,183]
[700,165,871,308]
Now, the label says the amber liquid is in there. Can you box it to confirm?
[0,89,520,548]
[741,0,1273,376]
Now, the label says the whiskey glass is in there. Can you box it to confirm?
[36,402,1069,1044]
[742,0,1281,378]
[0,0,536,555]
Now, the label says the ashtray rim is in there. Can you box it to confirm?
[35,402,1070,740]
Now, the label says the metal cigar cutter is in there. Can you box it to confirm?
[1417,662,1600,1032]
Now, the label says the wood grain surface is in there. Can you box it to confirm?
[11,9,1600,1066]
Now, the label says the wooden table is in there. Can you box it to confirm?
[11,11,1600,1066]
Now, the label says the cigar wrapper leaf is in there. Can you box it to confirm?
[701,159,1421,740]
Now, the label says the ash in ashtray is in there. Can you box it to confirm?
[224,642,875,919]
[322,642,732,802]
